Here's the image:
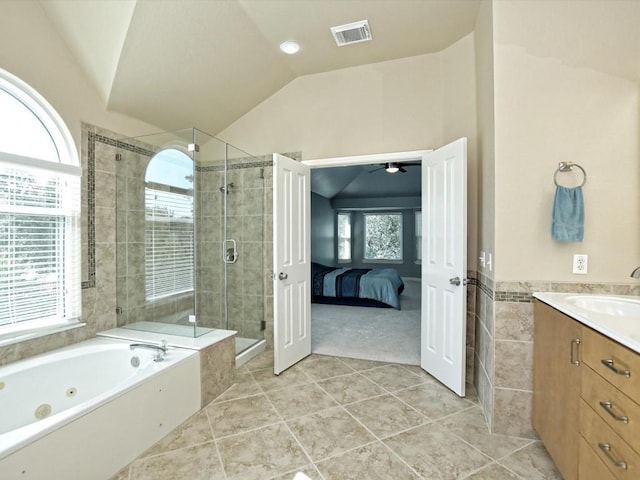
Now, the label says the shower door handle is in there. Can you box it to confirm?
[224,239,238,264]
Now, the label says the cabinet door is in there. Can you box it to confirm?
[533,300,582,480]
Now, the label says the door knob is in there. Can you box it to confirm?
[278,272,288,280]
[449,276,461,286]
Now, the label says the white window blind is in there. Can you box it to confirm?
[0,155,81,335]
[415,210,422,261]
[145,188,194,301]
[337,212,351,261]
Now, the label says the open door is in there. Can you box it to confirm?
[421,138,467,396]
[273,153,311,374]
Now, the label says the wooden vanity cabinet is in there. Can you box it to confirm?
[534,300,640,479]
[580,327,640,479]
[533,300,582,480]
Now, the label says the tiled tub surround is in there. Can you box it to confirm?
[0,337,201,479]
[112,351,561,480]
[474,275,640,439]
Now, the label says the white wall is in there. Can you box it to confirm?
[0,1,158,151]
[493,1,640,282]
[220,35,479,270]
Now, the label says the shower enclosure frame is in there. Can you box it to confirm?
[113,128,267,356]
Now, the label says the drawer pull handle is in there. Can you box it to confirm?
[599,401,629,424]
[601,359,631,378]
[570,338,581,366]
[598,443,628,470]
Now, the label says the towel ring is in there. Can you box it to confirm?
[554,162,586,187]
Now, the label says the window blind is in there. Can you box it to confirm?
[0,160,81,333]
[145,188,194,301]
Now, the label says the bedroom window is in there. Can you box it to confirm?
[0,68,82,345]
[145,149,194,301]
[364,213,402,262]
[337,212,351,261]
[415,210,422,262]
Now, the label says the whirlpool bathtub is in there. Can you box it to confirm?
[0,337,201,479]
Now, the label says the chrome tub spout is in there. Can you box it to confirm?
[130,340,168,362]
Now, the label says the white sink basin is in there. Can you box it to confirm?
[564,295,640,317]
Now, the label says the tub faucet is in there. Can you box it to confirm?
[632,266,640,279]
[130,340,167,362]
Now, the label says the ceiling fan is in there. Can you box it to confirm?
[368,162,421,174]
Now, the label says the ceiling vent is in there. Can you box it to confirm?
[330,20,372,47]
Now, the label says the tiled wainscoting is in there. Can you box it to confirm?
[473,273,640,438]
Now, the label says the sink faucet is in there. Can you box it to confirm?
[130,340,168,362]
[631,266,640,279]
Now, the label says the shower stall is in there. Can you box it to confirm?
[114,128,268,357]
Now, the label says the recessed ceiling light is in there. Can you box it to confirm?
[279,41,301,55]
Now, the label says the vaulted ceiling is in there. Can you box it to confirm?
[38,0,481,135]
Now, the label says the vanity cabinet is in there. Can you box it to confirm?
[580,327,640,479]
[533,300,582,480]
[534,300,640,479]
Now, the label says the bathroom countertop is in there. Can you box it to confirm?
[98,327,236,351]
[533,292,640,354]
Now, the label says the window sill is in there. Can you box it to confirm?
[0,321,86,348]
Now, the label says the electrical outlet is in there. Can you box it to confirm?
[188,315,196,323]
[573,254,588,274]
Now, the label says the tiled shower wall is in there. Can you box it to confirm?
[475,275,640,439]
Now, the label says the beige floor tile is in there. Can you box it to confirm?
[128,442,225,480]
[270,465,323,480]
[438,406,532,460]
[464,462,523,479]
[362,364,430,392]
[213,371,262,403]
[216,423,310,480]
[384,423,492,480]
[287,406,376,461]
[316,442,422,480]
[317,372,386,404]
[242,350,274,372]
[395,381,474,419]
[297,354,355,380]
[345,394,427,438]
[250,365,312,391]
[266,382,340,419]
[498,442,562,480]
[337,357,389,371]
[206,393,281,437]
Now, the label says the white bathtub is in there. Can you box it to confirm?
[0,337,201,479]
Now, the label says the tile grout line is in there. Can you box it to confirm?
[204,406,230,480]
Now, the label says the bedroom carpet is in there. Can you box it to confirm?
[311,278,421,365]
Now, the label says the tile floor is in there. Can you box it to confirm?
[114,352,562,480]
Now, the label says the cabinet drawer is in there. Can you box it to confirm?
[579,435,617,480]
[580,399,640,479]
[582,327,640,401]
[582,364,640,452]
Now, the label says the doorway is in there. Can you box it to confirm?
[274,139,468,395]
[308,157,423,365]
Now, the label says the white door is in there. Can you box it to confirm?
[421,138,467,396]
[273,153,311,374]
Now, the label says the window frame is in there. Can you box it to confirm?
[144,149,195,302]
[0,69,82,346]
[363,212,404,263]
[415,210,422,264]
[336,211,352,263]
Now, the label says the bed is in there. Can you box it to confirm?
[311,262,405,309]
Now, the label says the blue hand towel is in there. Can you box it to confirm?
[551,185,584,242]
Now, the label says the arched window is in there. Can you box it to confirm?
[0,69,81,344]
[145,149,194,301]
